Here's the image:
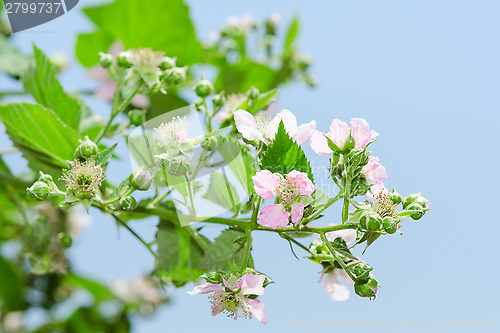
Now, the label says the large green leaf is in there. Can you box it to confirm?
[0,35,29,77]
[261,121,314,182]
[22,45,82,130]
[0,256,25,311]
[202,229,253,272]
[215,61,277,93]
[0,103,80,168]
[76,0,203,67]
[156,218,210,287]
[202,170,240,213]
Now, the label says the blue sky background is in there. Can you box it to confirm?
[1,0,499,332]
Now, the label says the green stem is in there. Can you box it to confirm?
[150,188,173,206]
[114,214,156,258]
[302,192,343,224]
[184,175,196,216]
[279,233,315,256]
[342,154,351,223]
[251,196,262,225]
[320,233,357,283]
[240,229,252,271]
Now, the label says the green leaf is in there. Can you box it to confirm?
[22,45,83,130]
[215,61,277,93]
[202,229,253,272]
[202,170,240,213]
[0,35,29,77]
[93,143,117,167]
[146,92,190,121]
[0,256,24,311]
[261,120,314,182]
[76,0,203,67]
[0,103,80,168]
[156,219,210,287]
[284,16,299,51]
[329,237,357,261]
[64,274,112,302]
[235,88,279,114]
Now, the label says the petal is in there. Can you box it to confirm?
[325,228,357,245]
[322,272,350,301]
[287,171,315,196]
[350,118,371,148]
[187,282,223,295]
[239,274,265,295]
[247,299,267,325]
[222,278,241,291]
[258,204,290,229]
[234,109,264,142]
[328,119,350,149]
[309,130,333,155]
[294,120,316,145]
[265,109,298,140]
[176,131,188,143]
[290,201,304,225]
[215,111,230,121]
[252,170,280,200]
[131,94,150,108]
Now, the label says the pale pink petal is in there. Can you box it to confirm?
[350,118,371,148]
[215,111,230,121]
[366,183,388,198]
[176,131,188,143]
[338,269,355,286]
[94,81,116,101]
[293,120,316,145]
[322,272,350,301]
[252,170,280,200]
[370,129,379,140]
[362,156,387,184]
[131,94,150,108]
[258,204,289,229]
[223,277,242,291]
[247,299,267,324]
[325,228,357,245]
[234,109,264,142]
[309,130,333,155]
[287,170,315,195]
[239,274,265,295]
[328,119,350,149]
[290,201,304,225]
[265,109,298,140]
[187,282,223,295]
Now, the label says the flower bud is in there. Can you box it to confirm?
[360,211,382,231]
[75,136,98,159]
[246,86,260,100]
[201,136,218,151]
[402,193,420,209]
[98,52,113,68]
[195,78,214,98]
[117,51,133,68]
[352,262,372,283]
[167,156,190,176]
[130,169,153,191]
[160,56,176,70]
[406,202,424,220]
[58,232,72,248]
[128,109,146,126]
[27,181,50,201]
[201,271,222,284]
[194,99,207,113]
[212,93,226,109]
[348,148,369,167]
[414,195,429,209]
[354,277,378,299]
[38,171,53,184]
[388,188,402,205]
[162,67,187,85]
[120,195,137,211]
[382,216,399,234]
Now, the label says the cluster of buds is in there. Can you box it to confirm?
[99,48,187,94]
[27,172,64,201]
[188,269,272,324]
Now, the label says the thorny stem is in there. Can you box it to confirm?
[320,233,357,283]
[240,229,252,271]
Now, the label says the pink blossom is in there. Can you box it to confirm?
[362,156,388,198]
[234,109,316,145]
[252,170,314,229]
[309,118,377,155]
[188,274,267,324]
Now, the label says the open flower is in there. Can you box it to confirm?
[253,170,314,229]
[188,274,267,324]
[60,159,105,198]
[309,118,377,155]
[315,229,357,301]
[234,109,316,145]
[361,156,387,198]
[129,48,165,88]
[155,116,190,145]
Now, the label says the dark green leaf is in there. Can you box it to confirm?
[215,61,277,93]
[93,143,117,167]
[261,120,314,182]
[202,229,253,272]
[0,256,24,311]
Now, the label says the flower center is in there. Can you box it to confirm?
[209,291,252,320]
[276,176,303,205]
[374,192,397,218]
[255,115,271,136]
[156,116,190,145]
